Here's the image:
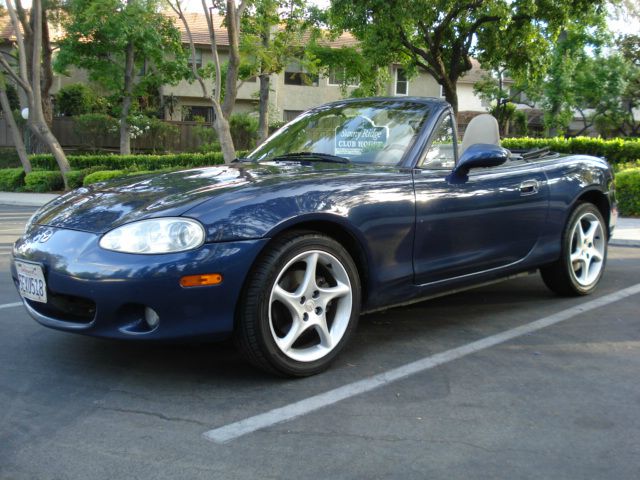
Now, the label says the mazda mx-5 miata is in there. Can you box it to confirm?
[12,97,616,376]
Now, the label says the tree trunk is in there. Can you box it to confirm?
[120,40,135,155]
[28,0,70,188]
[41,8,54,126]
[221,0,240,120]
[0,88,31,172]
[441,81,458,116]
[214,103,236,163]
[258,73,270,142]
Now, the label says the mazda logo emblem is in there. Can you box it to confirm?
[36,230,53,243]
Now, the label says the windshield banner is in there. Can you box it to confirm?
[335,116,388,156]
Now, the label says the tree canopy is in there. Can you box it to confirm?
[329,0,611,114]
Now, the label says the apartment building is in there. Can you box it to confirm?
[1,11,494,123]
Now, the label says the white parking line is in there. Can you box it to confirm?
[203,282,640,444]
[0,302,22,310]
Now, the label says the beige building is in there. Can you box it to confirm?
[1,11,493,123]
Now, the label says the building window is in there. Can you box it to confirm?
[395,68,408,96]
[328,68,360,87]
[284,62,319,86]
[189,49,203,69]
[284,110,304,122]
[439,85,446,98]
[183,106,214,123]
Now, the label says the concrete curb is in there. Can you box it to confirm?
[610,239,640,248]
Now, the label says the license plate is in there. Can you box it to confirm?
[16,260,47,303]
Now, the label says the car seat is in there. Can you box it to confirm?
[459,114,500,155]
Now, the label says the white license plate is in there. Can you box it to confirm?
[16,260,47,303]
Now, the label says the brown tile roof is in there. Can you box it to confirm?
[164,10,358,49]
[0,14,18,42]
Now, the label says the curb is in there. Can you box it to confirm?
[0,193,59,207]
[610,239,640,248]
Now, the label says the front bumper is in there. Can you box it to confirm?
[11,225,268,340]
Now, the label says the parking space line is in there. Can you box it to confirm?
[203,282,640,444]
[0,302,22,310]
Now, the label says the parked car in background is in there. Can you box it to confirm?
[12,97,616,376]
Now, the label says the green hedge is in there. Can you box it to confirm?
[83,170,128,186]
[502,137,640,165]
[24,171,64,192]
[0,168,25,191]
[616,168,640,217]
[30,151,229,171]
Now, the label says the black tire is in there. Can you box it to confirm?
[235,231,361,377]
[540,202,608,296]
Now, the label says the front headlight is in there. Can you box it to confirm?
[99,218,205,254]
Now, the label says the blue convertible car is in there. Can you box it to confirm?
[12,97,616,376]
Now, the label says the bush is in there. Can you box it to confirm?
[230,113,259,151]
[83,170,128,186]
[0,148,23,168]
[502,137,640,165]
[0,168,25,191]
[73,113,119,152]
[616,168,640,217]
[139,117,179,153]
[24,171,64,192]
[56,84,106,116]
[30,151,231,171]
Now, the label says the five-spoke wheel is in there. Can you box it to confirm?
[236,232,360,376]
[541,202,608,296]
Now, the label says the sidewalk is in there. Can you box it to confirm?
[0,192,59,207]
[0,191,639,246]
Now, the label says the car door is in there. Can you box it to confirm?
[412,112,549,285]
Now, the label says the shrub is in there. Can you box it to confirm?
[616,168,640,217]
[64,170,86,190]
[230,113,259,151]
[83,170,128,186]
[55,84,106,116]
[0,168,25,191]
[73,113,119,152]
[24,171,64,192]
[30,151,231,171]
[139,117,179,153]
[0,148,23,168]
[502,137,640,165]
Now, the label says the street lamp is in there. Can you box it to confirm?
[20,107,30,153]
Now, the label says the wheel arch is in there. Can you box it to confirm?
[264,215,371,305]
[571,188,612,238]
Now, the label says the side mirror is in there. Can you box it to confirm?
[449,143,510,182]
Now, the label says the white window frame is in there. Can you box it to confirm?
[395,67,408,96]
[439,85,446,98]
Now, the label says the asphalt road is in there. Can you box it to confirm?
[1,205,640,480]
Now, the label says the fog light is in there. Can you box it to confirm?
[180,273,223,287]
[144,307,160,328]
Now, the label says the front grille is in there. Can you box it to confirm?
[26,291,96,324]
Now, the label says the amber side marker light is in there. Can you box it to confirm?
[180,274,223,287]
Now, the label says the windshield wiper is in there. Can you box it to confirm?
[269,152,350,164]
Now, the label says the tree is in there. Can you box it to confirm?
[0,0,70,186]
[0,76,31,172]
[329,0,610,115]
[56,0,189,154]
[240,0,308,141]
[167,0,247,163]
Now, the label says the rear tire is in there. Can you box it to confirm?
[235,231,361,377]
[540,202,607,296]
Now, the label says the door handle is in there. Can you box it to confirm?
[520,179,539,196]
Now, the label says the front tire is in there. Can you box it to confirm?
[236,231,361,377]
[540,202,607,296]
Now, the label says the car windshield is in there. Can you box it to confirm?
[247,100,431,165]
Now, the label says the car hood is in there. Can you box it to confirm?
[30,162,353,234]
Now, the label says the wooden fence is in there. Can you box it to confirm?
[0,116,213,153]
